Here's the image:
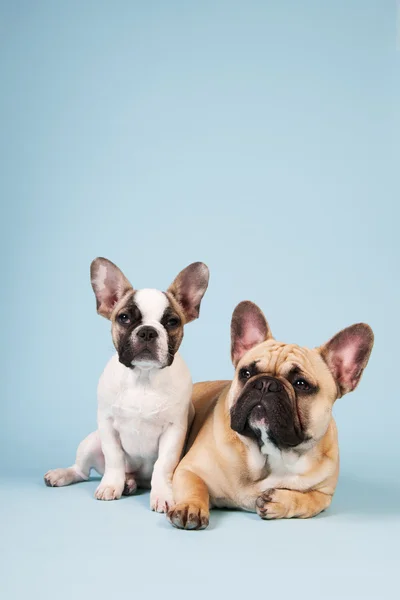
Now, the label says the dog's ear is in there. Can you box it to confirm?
[167,262,210,324]
[231,301,273,367]
[319,323,374,396]
[90,257,133,319]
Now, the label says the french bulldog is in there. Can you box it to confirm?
[167,300,374,529]
[44,258,209,513]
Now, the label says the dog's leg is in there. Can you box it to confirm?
[167,468,210,530]
[95,418,126,501]
[44,430,104,487]
[255,488,332,519]
[150,423,187,513]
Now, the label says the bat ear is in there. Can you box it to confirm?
[231,301,273,367]
[90,258,133,319]
[167,262,210,323]
[319,323,374,396]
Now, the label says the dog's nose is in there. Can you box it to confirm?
[253,377,282,393]
[137,326,159,342]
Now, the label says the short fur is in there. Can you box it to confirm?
[168,301,373,529]
[44,258,209,512]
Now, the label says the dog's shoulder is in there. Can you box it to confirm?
[185,381,231,449]
[192,380,231,410]
[159,352,192,391]
[97,354,124,395]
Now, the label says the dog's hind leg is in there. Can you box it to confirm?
[44,430,104,487]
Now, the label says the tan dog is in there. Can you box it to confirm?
[167,301,374,529]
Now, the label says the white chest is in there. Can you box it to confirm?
[258,430,311,479]
[112,383,181,426]
[266,445,310,477]
[111,386,179,455]
[98,354,192,479]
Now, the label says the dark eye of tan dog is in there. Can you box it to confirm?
[293,378,311,391]
[239,362,259,381]
[117,313,131,325]
[239,368,252,380]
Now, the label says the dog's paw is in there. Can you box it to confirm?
[167,502,209,530]
[44,468,82,487]
[150,487,173,513]
[122,474,137,496]
[95,481,124,501]
[256,489,289,519]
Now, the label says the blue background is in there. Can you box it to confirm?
[1,1,398,598]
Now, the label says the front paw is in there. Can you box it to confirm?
[122,473,137,496]
[256,488,289,519]
[150,487,174,513]
[95,480,124,501]
[167,502,209,530]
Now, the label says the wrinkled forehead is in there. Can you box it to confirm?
[238,339,322,378]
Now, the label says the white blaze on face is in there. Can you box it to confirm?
[134,289,168,323]
[132,289,169,367]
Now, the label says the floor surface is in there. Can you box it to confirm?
[1,472,399,600]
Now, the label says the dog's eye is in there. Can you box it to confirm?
[293,378,311,391]
[239,368,252,381]
[166,317,180,328]
[117,313,131,325]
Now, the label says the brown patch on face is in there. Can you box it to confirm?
[110,291,143,368]
[162,293,185,366]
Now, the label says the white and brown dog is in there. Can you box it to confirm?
[44,258,209,513]
[168,301,374,529]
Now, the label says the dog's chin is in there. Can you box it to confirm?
[243,405,269,442]
[248,404,268,425]
[231,397,268,437]
[131,358,163,370]
[131,348,170,370]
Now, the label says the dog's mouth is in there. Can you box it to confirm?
[135,348,153,359]
[131,347,162,369]
[230,377,306,449]
[117,345,164,370]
